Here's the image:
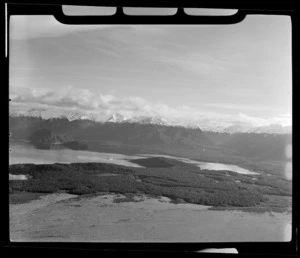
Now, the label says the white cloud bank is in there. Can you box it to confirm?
[10,86,291,128]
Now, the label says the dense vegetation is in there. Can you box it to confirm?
[128,157,174,168]
[9,158,292,208]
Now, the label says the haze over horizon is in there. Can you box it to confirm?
[9,14,292,129]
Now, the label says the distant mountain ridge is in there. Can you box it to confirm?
[9,108,96,122]
[106,113,168,126]
[106,113,127,123]
[9,108,291,135]
[9,114,213,156]
[9,113,212,146]
[204,130,292,162]
[208,124,292,135]
[9,114,292,162]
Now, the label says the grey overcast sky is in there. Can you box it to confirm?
[9,14,292,128]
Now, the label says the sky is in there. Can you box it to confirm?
[9,13,292,129]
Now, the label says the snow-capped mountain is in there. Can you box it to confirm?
[106,114,168,126]
[106,114,204,129]
[249,124,292,134]
[167,121,201,129]
[106,113,127,123]
[9,108,96,122]
[63,111,96,121]
[219,123,292,135]
[9,108,291,135]
[9,108,46,118]
[125,115,168,125]
[201,123,291,135]
[223,124,254,134]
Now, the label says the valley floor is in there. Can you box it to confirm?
[10,193,291,242]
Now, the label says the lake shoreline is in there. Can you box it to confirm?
[10,140,260,175]
[9,140,292,241]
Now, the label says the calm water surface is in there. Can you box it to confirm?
[9,140,258,175]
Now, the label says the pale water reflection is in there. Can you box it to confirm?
[9,140,144,167]
[10,140,259,175]
[140,154,259,175]
[196,162,259,175]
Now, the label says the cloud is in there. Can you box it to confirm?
[11,86,116,111]
[10,86,291,127]
[158,54,214,75]
[134,40,239,77]
[10,86,153,118]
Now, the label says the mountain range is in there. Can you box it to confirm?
[107,113,168,126]
[9,110,292,162]
[9,108,291,135]
[9,115,212,147]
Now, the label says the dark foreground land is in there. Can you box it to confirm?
[9,157,292,212]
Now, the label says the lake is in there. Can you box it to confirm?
[9,140,145,167]
[139,154,259,175]
[9,140,259,175]
[10,141,292,242]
